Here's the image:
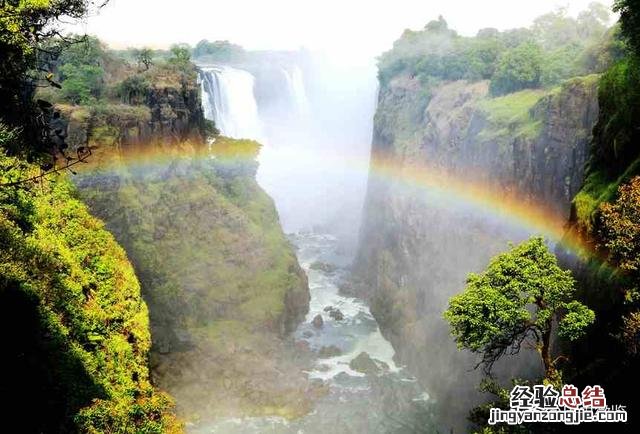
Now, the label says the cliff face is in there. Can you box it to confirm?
[355,75,599,430]
[74,138,313,421]
[58,66,206,150]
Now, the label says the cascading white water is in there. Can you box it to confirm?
[199,66,264,140]
[280,65,310,117]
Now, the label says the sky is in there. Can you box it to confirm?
[68,0,614,59]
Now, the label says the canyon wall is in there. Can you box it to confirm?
[354,74,599,430]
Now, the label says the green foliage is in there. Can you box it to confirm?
[169,44,191,66]
[572,53,640,232]
[593,54,640,172]
[444,237,594,376]
[490,42,543,95]
[59,63,104,104]
[193,39,245,61]
[53,36,109,105]
[117,74,151,105]
[378,4,614,94]
[532,4,609,50]
[0,1,102,156]
[0,122,20,148]
[580,25,627,73]
[469,378,531,433]
[599,177,640,295]
[0,152,181,432]
[614,0,640,55]
[558,300,596,340]
[58,35,105,66]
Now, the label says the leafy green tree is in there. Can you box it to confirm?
[168,44,191,66]
[532,7,580,49]
[614,0,640,55]
[540,44,582,87]
[577,2,611,38]
[58,34,104,66]
[490,42,543,95]
[59,63,104,104]
[444,237,595,380]
[193,39,244,61]
[133,47,153,71]
[0,1,102,155]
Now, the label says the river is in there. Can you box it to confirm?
[189,231,435,433]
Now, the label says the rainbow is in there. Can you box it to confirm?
[366,154,592,258]
[73,138,596,260]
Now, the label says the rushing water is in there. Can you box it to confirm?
[190,231,435,433]
[199,65,265,140]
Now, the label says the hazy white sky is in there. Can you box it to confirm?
[71,0,613,58]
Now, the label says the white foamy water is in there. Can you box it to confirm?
[199,65,265,141]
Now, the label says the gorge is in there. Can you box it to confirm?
[2,1,640,433]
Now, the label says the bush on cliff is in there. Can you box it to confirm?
[0,151,181,433]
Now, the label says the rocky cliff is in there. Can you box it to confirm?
[354,74,599,430]
[58,63,206,150]
[73,137,315,422]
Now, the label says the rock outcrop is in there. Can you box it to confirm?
[74,137,313,421]
[354,75,599,430]
[58,65,206,150]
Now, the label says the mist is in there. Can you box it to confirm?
[199,51,378,258]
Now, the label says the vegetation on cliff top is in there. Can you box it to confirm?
[378,4,620,95]
[35,35,210,149]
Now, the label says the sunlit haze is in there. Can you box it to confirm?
[71,0,613,59]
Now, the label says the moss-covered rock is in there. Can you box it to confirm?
[569,55,640,234]
[0,154,180,433]
[73,137,313,422]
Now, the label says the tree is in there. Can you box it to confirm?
[444,237,595,380]
[59,63,104,104]
[490,42,543,95]
[168,44,191,66]
[0,1,105,155]
[193,39,244,61]
[133,47,153,71]
[614,0,640,56]
[599,177,640,289]
[598,177,640,357]
[58,34,104,66]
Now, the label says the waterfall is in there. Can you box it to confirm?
[199,66,264,141]
[280,65,310,117]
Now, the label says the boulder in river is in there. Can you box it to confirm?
[312,314,324,328]
[329,309,344,321]
[309,261,337,273]
[349,351,389,375]
[318,345,342,358]
[323,306,345,321]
